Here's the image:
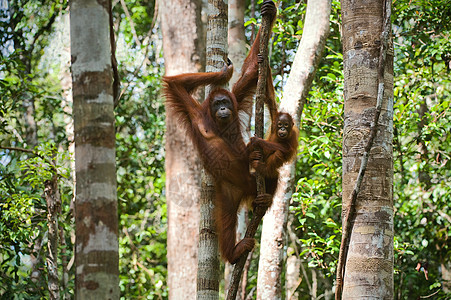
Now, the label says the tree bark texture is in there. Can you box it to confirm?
[228,0,251,144]
[256,1,331,298]
[197,1,228,299]
[340,0,394,298]
[71,0,119,298]
[160,0,205,299]
[197,171,220,300]
[206,0,228,74]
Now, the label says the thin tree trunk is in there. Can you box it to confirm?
[224,0,248,295]
[30,229,45,284]
[58,14,74,300]
[227,2,273,297]
[256,1,331,299]
[71,0,119,298]
[228,0,251,143]
[286,249,301,299]
[311,268,318,300]
[417,99,431,188]
[59,224,70,300]
[228,0,246,85]
[22,98,38,148]
[160,0,205,298]
[338,0,394,298]
[44,166,61,300]
[441,258,451,293]
[197,1,228,298]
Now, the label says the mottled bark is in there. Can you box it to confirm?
[197,171,220,300]
[205,0,228,74]
[256,1,331,299]
[160,0,204,298]
[338,0,394,298]
[197,1,228,299]
[71,0,119,298]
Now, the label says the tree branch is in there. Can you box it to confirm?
[226,3,274,298]
[0,145,56,172]
[110,1,120,107]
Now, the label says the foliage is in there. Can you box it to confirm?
[289,0,451,298]
[0,142,74,298]
[390,0,451,298]
[1,0,168,297]
[113,1,168,298]
[292,53,344,292]
[1,0,73,297]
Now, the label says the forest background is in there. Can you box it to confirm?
[0,0,450,299]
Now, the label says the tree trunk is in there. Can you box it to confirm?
[227,3,273,297]
[286,249,301,299]
[197,1,228,299]
[228,0,251,143]
[442,259,451,293]
[256,1,331,298]
[58,14,74,300]
[71,0,119,298]
[160,0,204,298]
[22,98,38,148]
[224,0,248,295]
[197,171,220,300]
[44,166,61,300]
[339,0,394,298]
[228,0,246,86]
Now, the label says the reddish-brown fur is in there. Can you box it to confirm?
[162,1,277,264]
[248,80,299,196]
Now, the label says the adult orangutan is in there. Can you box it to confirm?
[163,1,277,264]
